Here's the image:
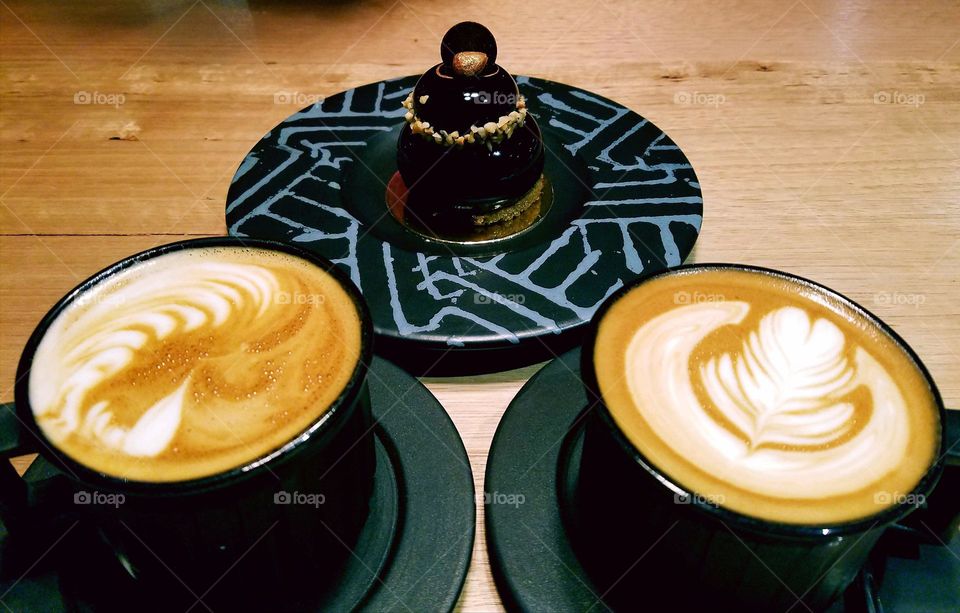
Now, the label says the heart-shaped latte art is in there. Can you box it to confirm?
[611,274,933,522]
[696,306,862,452]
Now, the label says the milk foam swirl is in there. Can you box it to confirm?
[35,263,279,456]
[624,302,909,500]
[697,306,861,452]
[29,248,361,481]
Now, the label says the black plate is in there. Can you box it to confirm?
[226,76,702,375]
[484,348,960,612]
[0,356,475,612]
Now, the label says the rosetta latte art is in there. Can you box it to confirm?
[624,302,910,501]
[697,306,864,453]
[29,248,361,482]
[596,268,939,523]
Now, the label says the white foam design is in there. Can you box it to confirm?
[624,303,910,499]
[699,306,857,451]
[30,261,281,458]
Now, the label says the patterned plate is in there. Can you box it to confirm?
[226,76,702,375]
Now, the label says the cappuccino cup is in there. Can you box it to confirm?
[0,237,375,609]
[572,264,958,611]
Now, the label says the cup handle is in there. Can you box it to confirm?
[1,401,34,533]
[943,407,960,466]
[1,400,80,581]
[885,408,960,545]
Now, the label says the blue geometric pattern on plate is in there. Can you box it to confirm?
[226,76,702,350]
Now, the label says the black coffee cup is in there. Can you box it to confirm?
[0,237,376,610]
[571,264,959,612]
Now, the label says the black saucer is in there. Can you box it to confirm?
[225,76,702,376]
[484,348,960,612]
[0,356,474,612]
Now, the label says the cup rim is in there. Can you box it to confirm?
[580,262,948,539]
[13,236,374,496]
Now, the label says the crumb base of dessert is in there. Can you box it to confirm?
[472,175,544,226]
[385,172,550,245]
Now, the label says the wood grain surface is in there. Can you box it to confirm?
[1,1,958,610]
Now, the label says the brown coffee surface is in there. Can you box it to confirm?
[594,267,940,524]
[29,247,362,482]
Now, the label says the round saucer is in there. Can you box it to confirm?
[484,348,960,612]
[225,76,703,376]
[0,356,474,612]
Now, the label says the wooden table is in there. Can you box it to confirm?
[1,1,957,610]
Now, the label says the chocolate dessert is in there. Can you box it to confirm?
[395,22,546,239]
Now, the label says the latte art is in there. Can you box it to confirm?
[695,306,863,454]
[627,302,906,502]
[595,268,939,524]
[29,247,362,482]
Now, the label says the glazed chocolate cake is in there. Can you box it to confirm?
[396,22,545,235]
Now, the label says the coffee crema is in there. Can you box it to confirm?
[29,247,362,482]
[593,268,939,524]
